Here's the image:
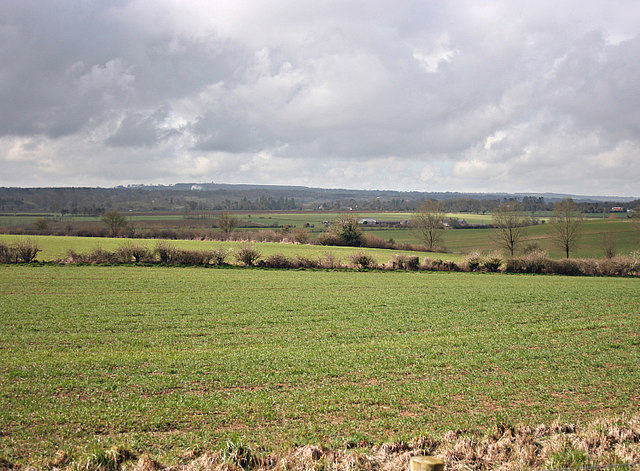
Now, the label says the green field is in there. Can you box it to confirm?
[377,219,638,258]
[0,234,458,264]
[3,210,638,260]
[1,266,638,467]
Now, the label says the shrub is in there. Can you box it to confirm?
[171,249,215,266]
[293,255,320,269]
[65,248,118,264]
[389,254,420,270]
[316,232,343,246]
[263,253,294,269]
[443,260,459,271]
[349,252,376,269]
[235,244,261,266]
[210,248,229,266]
[291,228,311,244]
[505,250,550,274]
[12,239,40,263]
[116,243,151,263]
[482,253,503,272]
[319,252,341,269]
[155,241,177,264]
[254,230,281,242]
[462,251,482,271]
[420,258,460,272]
[0,243,15,263]
[362,234,393,249]
[548,258,584,276]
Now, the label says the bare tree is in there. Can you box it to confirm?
[551,199,583,258]
[412,200,444,250]
[216,212,238,237]
[492,202,528,256]
[101,210,128,237]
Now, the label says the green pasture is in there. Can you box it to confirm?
[439,219,638,258]
[358,219,639,258]
[1,266,638,467]
[0,234,458,264]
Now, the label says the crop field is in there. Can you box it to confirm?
[1,265,638,467]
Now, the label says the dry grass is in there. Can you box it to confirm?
[11,416,638,471]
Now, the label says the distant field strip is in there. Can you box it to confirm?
[0,234,460,263]
[1,266,638,466]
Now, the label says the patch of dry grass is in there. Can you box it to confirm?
[8,416,638,471]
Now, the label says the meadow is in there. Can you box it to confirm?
[0,234,457,264]
[1,265,638,467]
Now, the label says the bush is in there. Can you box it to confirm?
[171,249,215,266]
[482,253,503,272]
[420,258,460,272]
[505,250,550,274]
[319,252,341,269]
[235,244,261,266]
[155,241,177,264]
[116,243,151,263]
[263,253,294,269]
[316,232,344,246]
[0,243,15,263]
[349,252,376,269]
[210,248,229,266]
[549,259,584,276]
[291,228,311,244]
[462,251,503,272]
[293,255,320,269]
[12,239,40,263]
[462,251,482,271]
[389,254,420,270]
[64,248,118,264]
[362,234,393,249]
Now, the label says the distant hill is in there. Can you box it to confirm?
[0,183,637,214]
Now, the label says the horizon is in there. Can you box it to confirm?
[1,181,637,202]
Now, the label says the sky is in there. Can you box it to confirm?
[1,1,639,196]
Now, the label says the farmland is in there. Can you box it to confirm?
[1,265,639,467]
[1,209,637,260]
[0,234,455,264]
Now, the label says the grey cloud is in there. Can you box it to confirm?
[1,0,640,195]
[105,107,179,147]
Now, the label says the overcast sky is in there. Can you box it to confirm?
[1,1,639,196]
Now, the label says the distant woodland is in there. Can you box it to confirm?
[0,184,637,215]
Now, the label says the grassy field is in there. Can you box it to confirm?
[0,234,458,264]
[3,211,637,260]
[1,265,638,467]
[2,215,638,264]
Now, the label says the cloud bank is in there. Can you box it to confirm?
[1,0,639,196]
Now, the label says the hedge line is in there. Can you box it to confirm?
[2,240,639,276]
